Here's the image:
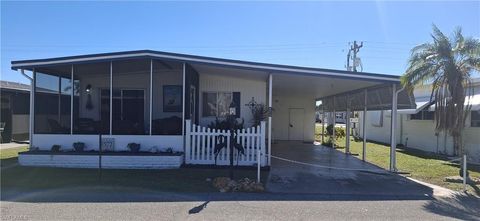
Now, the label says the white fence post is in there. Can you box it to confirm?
[257,149,261,183]
[260,121,266,166]
[185,120,191,163]
[463,154,467,191]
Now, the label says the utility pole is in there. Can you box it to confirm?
[346,48,351,71]
[351,41,363,72]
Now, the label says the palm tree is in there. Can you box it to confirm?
[401,25,480,175]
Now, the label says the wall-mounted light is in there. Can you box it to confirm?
[85,84,93,110]
[229,101,236,115]
[85,84,92,93]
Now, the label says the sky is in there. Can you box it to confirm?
[1,1,479,84]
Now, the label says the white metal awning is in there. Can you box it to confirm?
[394,94,480,114]
[397,99,433,114]
[321,84,416,112]
[425,94,480,111]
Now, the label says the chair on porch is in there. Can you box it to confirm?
[47,119,69,134]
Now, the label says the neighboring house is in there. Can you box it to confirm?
[0,80,30,143]
[358,78,480,163]
[11,50,412,169]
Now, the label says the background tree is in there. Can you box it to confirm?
[401,25,480,175]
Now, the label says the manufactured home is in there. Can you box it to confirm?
[0,80,30,143]
[11,50,413,170]
[358,78,480,164]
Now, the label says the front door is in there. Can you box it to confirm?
[288,108,304,141]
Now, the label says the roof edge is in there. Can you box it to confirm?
[11,50,401,82]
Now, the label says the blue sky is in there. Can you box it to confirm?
[1,1,479,84]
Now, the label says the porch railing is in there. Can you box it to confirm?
[185,120,266,166]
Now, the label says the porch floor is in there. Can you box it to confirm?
[266,141,433,197]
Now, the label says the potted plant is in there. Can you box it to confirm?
[73,142,85,152]
[51,145,61,152]
[127,143,141,153]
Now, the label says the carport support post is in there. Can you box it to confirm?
[389,84,398,172]
[345,96,350,154]
[362,89,367,161]
[268,73,273,166]
[321,101,325,144]
[332,96,336,148]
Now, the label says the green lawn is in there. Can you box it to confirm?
[0,146,28,159]
[315,124,480,194]
[1,147,267,193]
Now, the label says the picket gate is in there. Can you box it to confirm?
[185,120,266,166]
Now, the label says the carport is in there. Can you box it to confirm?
[268,70,414,172]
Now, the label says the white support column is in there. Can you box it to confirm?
[70,65,74,134]
[362,89,367,161]
[321,101,325,144]
[390,84,398,172]
[109,62,113,135]
[182,63,186,140]
[268,73,273,166]
[332,96,336,148]
[149,59,153,135]
[345,95,350,154]
[24,69,34,148]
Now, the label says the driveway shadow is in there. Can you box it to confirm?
[423,193,480,220]
[266,142,434,198]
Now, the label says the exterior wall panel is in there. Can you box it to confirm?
[198,73,267,128]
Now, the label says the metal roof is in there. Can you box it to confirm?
[0,80,30,92]
[11,50,400,83]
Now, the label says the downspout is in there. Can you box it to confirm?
[397,86,405,146]
[20,69,33,149]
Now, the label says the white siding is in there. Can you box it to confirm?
[359,110,480,164]
[272,94,315,142]
[31,134,183,152]
[32,134,99,151]
[199,73,267,128]
[102,135,183,152]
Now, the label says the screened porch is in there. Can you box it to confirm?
[28,57,199,152]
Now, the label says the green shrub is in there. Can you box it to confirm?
[323,124,345,147]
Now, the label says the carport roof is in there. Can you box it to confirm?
[11,50,400,83]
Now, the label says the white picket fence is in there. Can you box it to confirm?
[185,120,267,166]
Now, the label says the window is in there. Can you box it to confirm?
[202,92,240,118]
[34,71,71,134]
[203,92,232,117]
[471,111,480,127]
[369,111,383,127]
[410,110,434,120]
[109,89,146,135]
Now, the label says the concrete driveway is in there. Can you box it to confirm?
[266,141,433,198]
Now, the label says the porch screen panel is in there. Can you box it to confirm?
[112,59,150,135]
[151,59,183,135]
[72,62,110,134]
[34,68,71,134]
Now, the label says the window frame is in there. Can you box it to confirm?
[471,111,480,127]
[410,110,434,121]
[202,91,234,118]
